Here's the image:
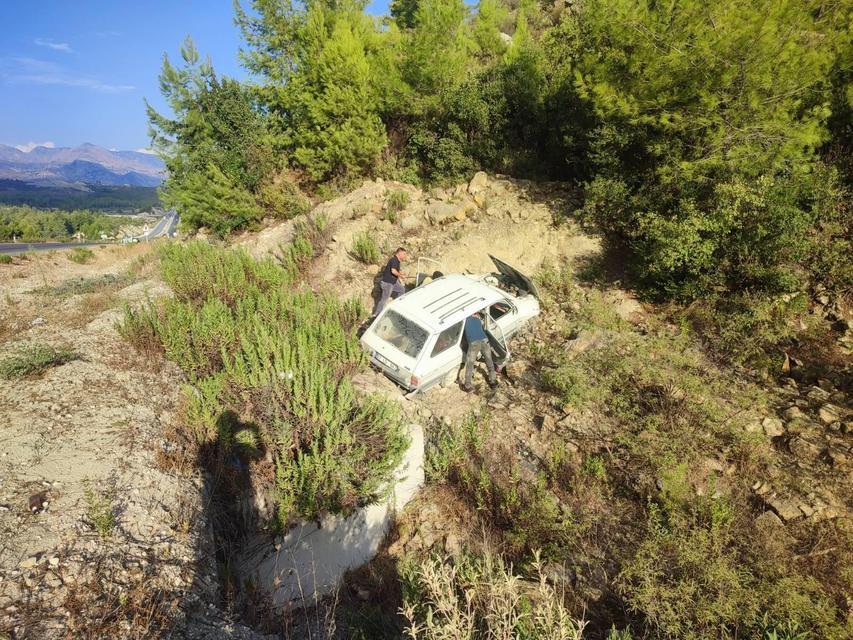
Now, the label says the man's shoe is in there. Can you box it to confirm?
[462,385,474,393]
[488,379,498,389]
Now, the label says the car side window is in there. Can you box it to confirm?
[489,300,512,320]
[430,321,463,358]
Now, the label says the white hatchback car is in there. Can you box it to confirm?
[360,255,540,393]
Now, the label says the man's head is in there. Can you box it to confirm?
[395,247,407,261]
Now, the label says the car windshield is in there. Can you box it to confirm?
[373,310,428,359]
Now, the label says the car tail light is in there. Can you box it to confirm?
[410,375,420,387]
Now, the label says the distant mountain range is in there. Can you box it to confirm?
[0,143,165,189]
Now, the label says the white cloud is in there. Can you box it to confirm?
[0,56,134,93]
[14,141,55,152]
[34,38,73,54]
[12,74,135,93]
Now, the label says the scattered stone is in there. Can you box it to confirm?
[28,491,48,513]
[788,436,821,461]
[400,215,422,231]
[799,503,816,518]
[467,171,489,196]
[744,420,763,434]
[566,329,601,355]
[444,533,463,557]
[807,386,831,402]
[818,404,842,425]
[816,379,835,392]
[754,510,785,531]
[754,511,794,550]
[31,317,45,326]
[612,296,644,323]
[766,496,803,522]
[825,447,848,467]
[762,417,785,438]
[18,556,38,570]
[783,406,806,421]
[426,202,465,225]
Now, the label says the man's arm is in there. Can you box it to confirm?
[391,266,406,279]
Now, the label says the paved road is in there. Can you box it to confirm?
[0,241,106,255]
[136,209,178,241]
[0,210,180,255]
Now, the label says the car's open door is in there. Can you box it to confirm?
[415,257,444,288]
[484,314,511,370]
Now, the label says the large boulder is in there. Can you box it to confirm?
[400,215,423,231]
[425,200,473,225]
[467,171,489,196]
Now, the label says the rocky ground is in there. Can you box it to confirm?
[0,173,850,638]
[0,246,268,639]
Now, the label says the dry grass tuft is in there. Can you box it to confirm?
[401,550,585,639]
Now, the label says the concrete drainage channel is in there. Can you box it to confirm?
[231,423,425,612]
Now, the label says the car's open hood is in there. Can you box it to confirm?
[489,255,539,299]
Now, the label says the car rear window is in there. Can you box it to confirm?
[373,310,428,359]
[430,321,462,357]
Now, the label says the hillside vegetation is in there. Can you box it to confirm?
[119,0,853,638]
[0,205,135,242]
[149,0,850,301]
[0,180,161,212]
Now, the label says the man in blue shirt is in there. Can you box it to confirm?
[463,312,497,391]
[372,247,408,317]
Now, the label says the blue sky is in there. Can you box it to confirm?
[0,0,391,152]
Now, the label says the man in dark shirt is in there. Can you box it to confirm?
[372,247,408,317]
[462,312,497,391]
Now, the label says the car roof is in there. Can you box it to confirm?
[388,274,503,332]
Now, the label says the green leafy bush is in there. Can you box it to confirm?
[82,480,117,539]
[383,189,410,222]
[258,177,311,220]
[350,231,381,264]
[119,241,407,526]
[572,0,849,301]
[0,254,12,264]
[0,344,79,379]
[68,247,95,264]
[619,479,846,639]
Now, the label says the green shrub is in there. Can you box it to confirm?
[426,414,575,559]
[350,231,381,264]
[117,302,162,358]
[258,177,311,220]
[68,247,95,264]
[619,487,846,639]
[0,344,79,379]
[684,293,809,367]
[571,0,848,302]
[119,242,408,527]
[0,254,12,264]
[400,550,584,639]
[277,214,332,274]
[581,455,606,482]
[383,190,410,221]
[82,480,117,539]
